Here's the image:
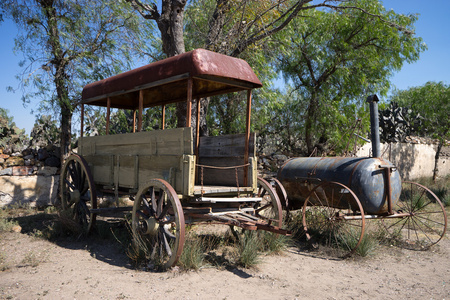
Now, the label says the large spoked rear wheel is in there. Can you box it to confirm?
[60,154,97,235]
[132,179,185,270]
[383,181,447,250]
[302,181,365,258]
[256,177,283,227]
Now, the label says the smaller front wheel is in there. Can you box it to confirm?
[132,179,185,270]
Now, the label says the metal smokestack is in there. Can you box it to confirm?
[367,94,381,158]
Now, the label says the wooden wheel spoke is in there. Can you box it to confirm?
[163,226,176,239]
[157,191,165,217]
[158,204,170,220]
[142,195,154,216]
[160,215,176,225]
[64,178,76,191]
[258,188,267,198]
[68,162,78,189]
[160,228,172,257]
[150,187,157,212]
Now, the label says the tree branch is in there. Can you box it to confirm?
[124,0,159,20]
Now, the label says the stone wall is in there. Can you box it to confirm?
[356,141,450,181]
[0,146,61,207]
[0,173,59,208]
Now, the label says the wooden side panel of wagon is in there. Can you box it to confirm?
[78,127,195,195]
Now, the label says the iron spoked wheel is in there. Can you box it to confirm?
[60,154,97,234]
[132,179,185,270]
[382,181,447,250]
[255,177,283,227]
[302,181,365,258]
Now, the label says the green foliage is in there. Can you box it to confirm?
[234,230,262,268]
[83,105,178,136]
[272,0,426,154]
[390,82,450,179]
[0,209,19,233]
[178,234,207,271]
[1,0,156,157]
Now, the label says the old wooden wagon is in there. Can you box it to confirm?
[60,49,286,269]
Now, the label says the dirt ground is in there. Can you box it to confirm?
[0,220,449,300]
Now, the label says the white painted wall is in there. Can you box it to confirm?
[356,142,450,181]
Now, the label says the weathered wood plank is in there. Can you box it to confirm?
[198,133,255,158]
[79,127,193,157]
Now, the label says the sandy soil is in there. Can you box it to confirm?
[0,222,449,300]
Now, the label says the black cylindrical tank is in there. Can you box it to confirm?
[277,157,401,214]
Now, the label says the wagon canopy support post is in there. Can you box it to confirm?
[80,104,84,138]
[138,90,143,132]
[244,89,252,186]
[196,97,200,156]
[106,97,111,135]
[133,109,136,133]
[161,105,166,130]
[186,78,193,128]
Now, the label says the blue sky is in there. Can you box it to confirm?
[1,0,449,135]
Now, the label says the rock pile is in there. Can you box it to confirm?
[0,145,61,176]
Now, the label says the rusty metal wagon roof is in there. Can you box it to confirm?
[81,49,262,109]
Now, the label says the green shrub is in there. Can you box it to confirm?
[234,231,262,268]
[178,235,206,271]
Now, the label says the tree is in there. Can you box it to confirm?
[126,0,404,134]
[389,82,450,180]
[274,0,426,154]
[1,0,152,164]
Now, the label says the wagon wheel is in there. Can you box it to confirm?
[255,177,283,227]
[132,179,185,270]
[270,178,288,209]
[382,181,447,250]
[302,181,365,258]
[60,154,97,235]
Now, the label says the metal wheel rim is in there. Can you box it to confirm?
[132,179,185,269]
[302,181,365,258]
[383,181,447,250]
[256,177,283,227]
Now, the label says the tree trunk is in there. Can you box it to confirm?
[41,0,73,165]
[60,106,73,166]
[305,93,318,155]
[433,140,443,182]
